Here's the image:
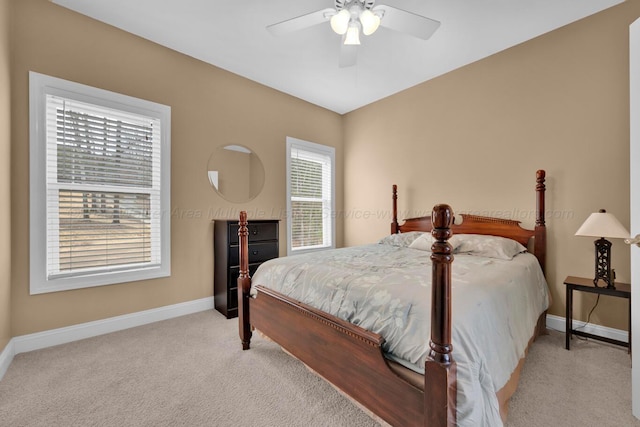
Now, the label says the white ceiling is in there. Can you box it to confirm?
[52,0,624,114]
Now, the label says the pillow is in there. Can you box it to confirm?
[408,233,434,251]
[408,233,463,252]
[453,234,526,260]
[378,231,425,247]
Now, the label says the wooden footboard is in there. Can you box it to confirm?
[252,285,425,426]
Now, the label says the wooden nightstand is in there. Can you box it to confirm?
[564,276,631,353]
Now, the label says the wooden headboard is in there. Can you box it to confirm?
[390,170,547,274]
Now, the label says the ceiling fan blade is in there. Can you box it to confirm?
[267,8,335,36]
[374,5,441,40]
[339,43,357,68]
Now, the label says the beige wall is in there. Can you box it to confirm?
[0,0,11,351]
[10,0,343,336]
[343,1,640,330]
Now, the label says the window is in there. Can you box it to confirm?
[29,72,171,294]
[286,137,335,254]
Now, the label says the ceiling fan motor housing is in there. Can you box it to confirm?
[335,0,376,11]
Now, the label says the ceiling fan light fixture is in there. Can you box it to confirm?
[330,9,350,35]
[344,22,361,45]
[359,9,380,35]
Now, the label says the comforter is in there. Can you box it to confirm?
[251,237,549,426]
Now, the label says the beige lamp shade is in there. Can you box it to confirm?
[575,210,630,239]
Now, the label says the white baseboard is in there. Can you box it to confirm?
[0,296,214,381]
[546,314,629,343]
[0,338,15,380]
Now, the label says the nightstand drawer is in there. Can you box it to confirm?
[228,222,278,244]
[229,242,278,266]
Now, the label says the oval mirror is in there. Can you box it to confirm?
[207,144,265,203]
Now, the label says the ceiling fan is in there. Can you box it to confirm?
[266,0,441,68]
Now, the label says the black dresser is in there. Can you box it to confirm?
[213,219,279,318]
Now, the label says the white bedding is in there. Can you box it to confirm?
[251,238,549,426]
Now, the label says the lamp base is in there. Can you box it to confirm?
[593,278,616,290]
[593,238,615,289]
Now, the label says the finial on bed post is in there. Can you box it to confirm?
[534,170,547,275]
[238,211,252,350]
[425,204,457,427]
[391,184,399,234]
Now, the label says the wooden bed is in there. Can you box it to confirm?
[236,170,547,427]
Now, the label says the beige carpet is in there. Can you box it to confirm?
[507,327,637,427]
[0,310,637,427]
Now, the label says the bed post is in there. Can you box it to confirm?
[425,204,457,427]
[391,184,399,234]
[534,170,547,275]
[238,211,252,350]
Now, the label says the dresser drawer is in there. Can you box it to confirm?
[229,241,278,266]
[228,222,278,244]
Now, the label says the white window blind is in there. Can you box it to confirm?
[47,96,161,277]
[286,138,335,254]
[30,72,171,294]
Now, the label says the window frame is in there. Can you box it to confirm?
[29,71,171,294]
[285,137,335,255]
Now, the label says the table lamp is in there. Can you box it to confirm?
[575,209,630,289]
